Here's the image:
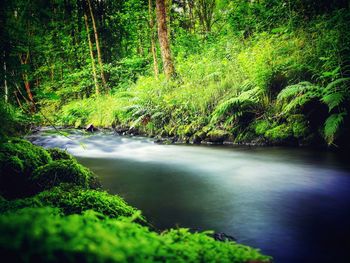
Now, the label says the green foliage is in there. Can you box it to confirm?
[2,0,347,148]
[0,207,271,263]
[324,112,347,145]
[277,82,321,114]
[322,78,350,111]
[0,139,52,198]
[0,102,28,138]
[31,160,99,192]
[320,77,350,144]
[211,87,262,125]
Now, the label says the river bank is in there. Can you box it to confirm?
[33,124,347,150]
[0,134,272,262]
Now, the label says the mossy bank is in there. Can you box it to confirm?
[0,138,271,262]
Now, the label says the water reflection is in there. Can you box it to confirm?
[29,130,350,263]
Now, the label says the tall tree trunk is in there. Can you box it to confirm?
[84,12,100,95]
[155,0,175,79]
[3,51,8,102]
[87,0,107,88]
[19,52,35,112]
[149,0,159,79]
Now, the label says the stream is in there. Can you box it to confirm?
[29,129,350,263]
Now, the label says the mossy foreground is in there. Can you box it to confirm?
[0,139,271,262]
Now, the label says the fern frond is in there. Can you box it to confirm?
[324,77,350,93]
[324,112,347,145]
[321,92,344,111]
[277,82,317,101]
[151,111,165,121]
[277,82,321,114]
[322,77,350,111]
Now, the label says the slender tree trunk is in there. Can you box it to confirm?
[19,52,35,112]
[156,0,175,79]
[188,0,195,33]
[3,51,8,102]
[14,91,24,110]
[84,12,100,95]
[149,0,159,79]
[87,0,107,88]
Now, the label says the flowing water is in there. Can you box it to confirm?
[29,129,350,263]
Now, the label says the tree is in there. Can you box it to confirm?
[195,0,216,33]
[155,0,175,79]
[149,0,159,79]
[84,12,100,95]
[86,0,107,90]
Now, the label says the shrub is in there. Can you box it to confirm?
[0,207,271,263]
[0,139,52,198]
[0,102,28,138]
[31,160,99,192]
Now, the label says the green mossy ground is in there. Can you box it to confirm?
[0,207,270,263]
[0,138,271,262]
[0,139,52,198]
[32,159,98,192]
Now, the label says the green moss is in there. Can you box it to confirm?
[32,160,99,192]
[265,124,293,141]
[0,139,52,198]
[47,148,76,161]
[0,186,143,222]
[0,139,52,175]
[0,207,271,263]
[206,129,229,143]
[254,120,271,135]
[287,114,310,138]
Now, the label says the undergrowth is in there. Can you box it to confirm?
[40,10,350,147]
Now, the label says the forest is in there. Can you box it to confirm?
[1,0,350,262]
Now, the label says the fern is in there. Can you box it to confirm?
[277,82,321,114]
[211,87,262,123]
[321,77,350,112]
[324,112,347,145]
[322,93,345,111]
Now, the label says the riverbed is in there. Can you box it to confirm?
[29,129,350,263]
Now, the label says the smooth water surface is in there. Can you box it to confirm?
[29,129,350,263]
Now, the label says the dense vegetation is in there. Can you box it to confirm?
[1,0,349,261]
[1,0,349,147]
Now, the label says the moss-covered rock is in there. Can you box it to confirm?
[206,129,229,143]
[265,124,293,141]
[47,148,76,161]
[0,186,143,222]
[0,207,271,263]
[0,138,52,175]
[32,160,100,192]
[0,139,52,198]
